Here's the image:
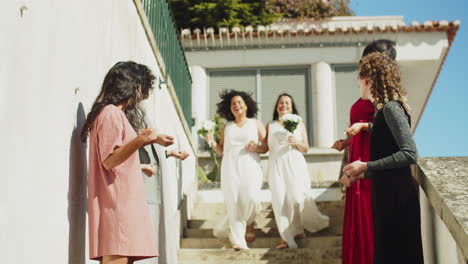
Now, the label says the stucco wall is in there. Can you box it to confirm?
[1,1,195,263]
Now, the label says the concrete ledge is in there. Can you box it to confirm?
[413,157,468,260]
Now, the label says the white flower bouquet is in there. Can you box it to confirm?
[279,114,302,134]
[197,120,215,137]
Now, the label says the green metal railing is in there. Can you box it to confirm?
[141,0,193,127]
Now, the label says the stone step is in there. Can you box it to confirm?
[184,226,342,239]
[190,201,343,220]
[179,261,340,264]
[187,213,343,230]
[178,247,341,263]
[180,236,342,249]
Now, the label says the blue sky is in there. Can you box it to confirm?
[351,0,468,157]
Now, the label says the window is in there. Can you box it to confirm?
[208,67,310,138]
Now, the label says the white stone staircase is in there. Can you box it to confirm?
[178,192,344,264]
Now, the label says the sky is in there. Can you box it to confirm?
[351,0,468,157]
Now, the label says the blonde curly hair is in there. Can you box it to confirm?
[359,52,410,112]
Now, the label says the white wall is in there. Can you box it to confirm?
[420,188,466,264]
[1,1,196,263]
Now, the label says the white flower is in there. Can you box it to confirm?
[280,114,302,123]
[202,120,215,131]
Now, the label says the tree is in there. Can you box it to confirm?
[169,0,353,29]
[169,0,280,29]
[267,0,354,20]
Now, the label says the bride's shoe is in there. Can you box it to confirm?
[276,240,289,249]
[245,232,256,242]
[245,223,256,242]
[294,233,305,239]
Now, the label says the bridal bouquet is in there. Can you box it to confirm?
[197,120,216,137]
[196,115,225,182]
[279,114,302,133]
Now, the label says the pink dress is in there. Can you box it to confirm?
[88,105,158,261]
[342,98,374,264]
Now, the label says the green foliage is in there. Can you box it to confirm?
[282,120,300,133]
[197,165,209,182]
[212,114,225,143]
[169,0,353,29]
[169,0,280,29]
[266,0,353,20]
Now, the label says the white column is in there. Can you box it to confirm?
[189,65,208,150]
[190,65,208,124]
[312,62,335,148]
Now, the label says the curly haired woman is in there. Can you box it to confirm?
[343,53,424,264]
[204,89,267,250]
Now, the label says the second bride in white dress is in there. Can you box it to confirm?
[265,93,329,249]
[205,90,267,250]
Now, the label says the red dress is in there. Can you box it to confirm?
[342,98,375,264]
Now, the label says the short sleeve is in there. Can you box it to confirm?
[96,106,124,162]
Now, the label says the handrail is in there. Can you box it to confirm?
[133,0,196,153]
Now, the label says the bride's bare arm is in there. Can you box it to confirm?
[205,125,225,156]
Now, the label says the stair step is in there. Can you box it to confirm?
[180,261,340,264]
[187,214,343,230]
[190,201,343,220]
[180,236,342,249]
[185,226,341,239]
[178,247,341,263]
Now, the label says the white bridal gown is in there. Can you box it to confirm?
[267,121,329,248]
[213,119,263,249]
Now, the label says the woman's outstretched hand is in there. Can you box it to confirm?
[139,129,174,147]
[141,164,157,177]
[343,160,367,179]
[138,128,158,145]
[154,134,174,147]
[344,123,367,137]
[332,139,350,151]
[167,150,190,160]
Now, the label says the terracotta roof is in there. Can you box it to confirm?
[180,16,460,49]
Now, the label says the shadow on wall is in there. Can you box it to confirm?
[68,102,88,264]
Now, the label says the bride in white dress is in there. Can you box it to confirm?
[264,93,329,249]
[205,90,267,250]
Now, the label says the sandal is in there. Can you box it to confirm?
[245,232,256,242]
[245,223,256,242]
[294,233,305,239]
[276,241,289,249]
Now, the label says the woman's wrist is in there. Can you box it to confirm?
[210,140,217,148]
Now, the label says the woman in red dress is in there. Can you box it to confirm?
[332,40,396,264]
[339,98,375,264]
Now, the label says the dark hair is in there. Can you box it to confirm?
[216,89,258,121]
[80,61,155,142]
[362,39,397,60]
[272,93,299,120]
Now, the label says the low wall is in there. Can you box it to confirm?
[414,157,468,263]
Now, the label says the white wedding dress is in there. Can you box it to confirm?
[267,121,329,248]
[213,118,263,249]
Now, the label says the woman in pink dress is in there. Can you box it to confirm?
[81,61,174,264]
